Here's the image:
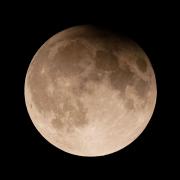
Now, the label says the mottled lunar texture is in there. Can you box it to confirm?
[25,25,157,156]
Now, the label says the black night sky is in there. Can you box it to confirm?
[2,1,178,177]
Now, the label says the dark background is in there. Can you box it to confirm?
[2,1,178,177]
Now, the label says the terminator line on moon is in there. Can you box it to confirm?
[24,25,157,156]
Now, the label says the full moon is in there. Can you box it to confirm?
[25,25,157,156]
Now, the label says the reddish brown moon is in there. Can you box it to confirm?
[24,25,157,156]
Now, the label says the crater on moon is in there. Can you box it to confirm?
[25,25,157,157]
[51,96,88,132]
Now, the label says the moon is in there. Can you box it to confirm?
[24,25,157,156]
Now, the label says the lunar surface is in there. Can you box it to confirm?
[24,25,157,156]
